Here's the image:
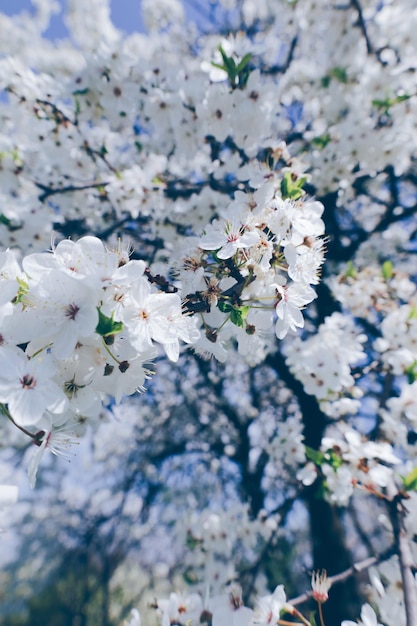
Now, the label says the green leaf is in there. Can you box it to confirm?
[280,172,290,198]
[305,446,326,466]
[321,67,348,87]
[330,67,348,84]
[402,466,417,491]
[218,45,236,78]
[0,214,11,227]
[95,308,123,338]
[218,299,233,314]
[218,301,250,327]
[381,260,394,280]
[321,75,331,89]
[211,62,228,72]
[405,360,417,384]
[214,45,253,90]
[372,93,412,114]
[408,306,417,320]
[236,53,252,74]
[312,134,332,149]
[280,172,306,200]
[326,450,343,470]
[309,612,318,626]
[230,309,244,327]
[13,276,29,304]
[344,261,357,279]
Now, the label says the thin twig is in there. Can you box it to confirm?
[289,546,396,606]
[351,0,373,54]
[35,181,108,202]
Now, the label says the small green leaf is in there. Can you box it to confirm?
[239,305,250,320]
[326,450,343,470]
[214,46,253,90]
[330,67,348,84]
[12,276,29,304]
[230,308,244,327]
[288,188,303,200]
[95,308,123,338]
[408,306,417,320]
[218,299,233,314]
[280,172,291,198]
[405,361,417,384]
[280,172,306,200]
[0,214,11,227]
[236,53,252,74]
[218,46,236,77]
[403,467,417,491]
[321,67,348,87]
[372,93,412,114]
[305,446,326,466]
[309,612,318,626]
[344,261,357,279]
[211,62,228,72]
[381,260,394,280]
[321,75,331,89]
[312,134,332,149]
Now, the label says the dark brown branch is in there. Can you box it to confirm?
[35,181,109,202]
[386,482,417,626]
[351,0,373,55]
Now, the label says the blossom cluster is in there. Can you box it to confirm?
[124,584,384,626]
[180,166,325,364]
[175,503,278,592]
[0,236,199,483]
[285,313,366,418]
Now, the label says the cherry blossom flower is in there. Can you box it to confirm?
[251,585,287,626]
[311,570,331,603]
[28,423,79,488]
[342,604,385,626]
[199,220,260,260]
[0,348,68,427]
[274,283,316,339]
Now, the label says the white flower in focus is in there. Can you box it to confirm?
[251,585,287,626]
[8,270,99,360]
[28,423,79,488]
[274,283,316,339]
[123,280,199,362]
[0,348,68,427]
[200,220,259,260]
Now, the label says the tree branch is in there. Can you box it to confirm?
[289,545,396,606]
[386,482,417,626]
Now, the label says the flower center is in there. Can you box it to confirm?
[65,303,80,320]
[20,374,37,389]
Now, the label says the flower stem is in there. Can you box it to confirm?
[318,602,326,626]
[1,403,36,440]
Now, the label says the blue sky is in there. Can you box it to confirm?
[1,0,146,37]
